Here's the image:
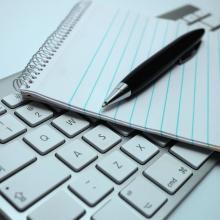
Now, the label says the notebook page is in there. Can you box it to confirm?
[23,2,220,150]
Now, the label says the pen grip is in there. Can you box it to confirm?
[122,28,204,95]
[123,48,177,93]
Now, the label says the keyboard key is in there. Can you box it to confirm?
[96,151,138,184]
[120,177,167,218]
[0,141,36,182]
[56,139,98,171]
[0,104,6,115]
[69,169,113,207]
[170,142,212,169]
[28,191,85,220]
[24,125,65,155]
[83,125,121,153]
[2,93,26,109]
[144,154,192,194]
[52,112,89,138]
[15,102,53,127]
[0,114,26,143]
[121,135,159,164]
[0,158,71,211]
[92,198,141,220]
[108,122,133,136]
[144,133,170,148]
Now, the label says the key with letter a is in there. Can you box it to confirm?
[56,139,98,171]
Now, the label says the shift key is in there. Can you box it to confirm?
[0,158,71,211]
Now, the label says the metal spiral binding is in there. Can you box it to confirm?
[13,0,91,91]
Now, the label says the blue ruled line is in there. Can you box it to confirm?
[219,32,220,82]
[113,15,140,120]
[128,19,149,124]
[206,33,210,145]
[191,52,199,141]
[68,10,119,105]
[99,14,140,114]
[114,19,159,120]
[175,25,188,136]
[160,22,180,132]
[144,21,169,128]
[175,63,185,136]
[83,11,130,110]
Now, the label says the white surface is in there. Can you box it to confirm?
[120,177,167,217]
[0,0,76,79]
[0,141,36,182]
[0,0,182,79]
[51,112,90,138]
[1,0,219,79]
[121,135,159,164]
[21,2,220,150]
[56,139,98,171]
[144,154,192,194]
[0,158,70,211]
[68,169,114,206]
[28,191,85,220]
[170,161,220,220]
[2,93,26,108]
[0,114,26,143]
[23,124,65,155]
[15,102,53,127]
[84,1,220,219]
[83,124,121,153]
[1,0,220,219]
[170,142,212,169]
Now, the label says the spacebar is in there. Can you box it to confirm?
[0,158,71,211]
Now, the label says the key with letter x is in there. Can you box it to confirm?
[121,135,159,164]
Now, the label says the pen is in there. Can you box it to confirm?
[102,28,205,108]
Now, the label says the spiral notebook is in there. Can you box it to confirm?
[14,0,220,151]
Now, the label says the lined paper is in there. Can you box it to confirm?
[23,2,220,151]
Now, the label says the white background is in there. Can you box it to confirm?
[0,0,220,219]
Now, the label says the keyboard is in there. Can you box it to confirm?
[0,73,219,220]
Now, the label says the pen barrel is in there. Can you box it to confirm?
[123,29,204,94]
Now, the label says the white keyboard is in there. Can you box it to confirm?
[0,74,219,220]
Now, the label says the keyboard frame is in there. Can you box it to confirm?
[0,72,219,220]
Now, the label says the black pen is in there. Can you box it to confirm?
[102,28,205,108]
